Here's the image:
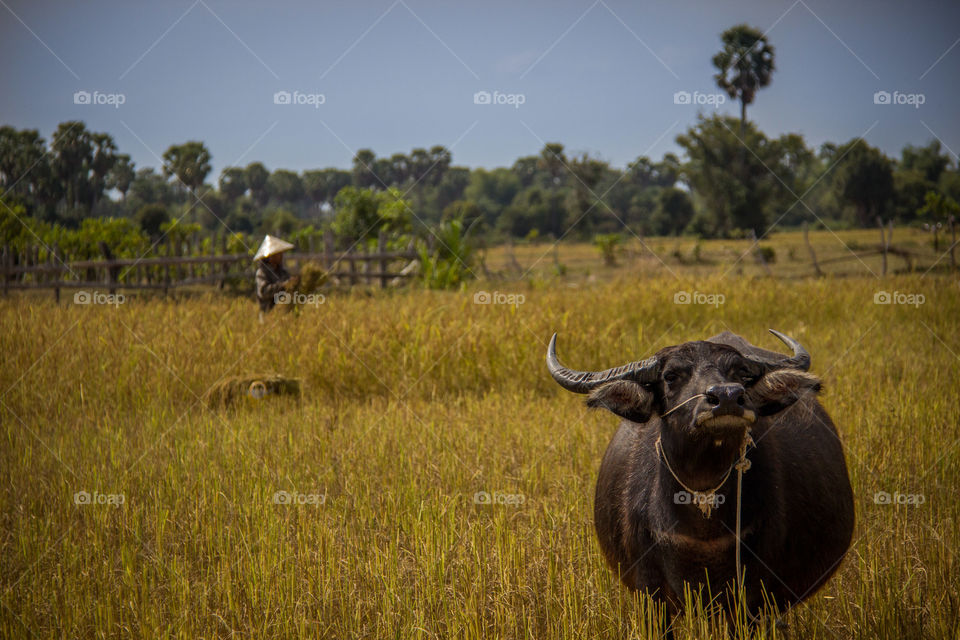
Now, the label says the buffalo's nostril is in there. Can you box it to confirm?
[705,383,745,414]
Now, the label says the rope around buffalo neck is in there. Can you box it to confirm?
[733,433,753,599]
[655,429,754,598]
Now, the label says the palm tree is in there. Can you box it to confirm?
[537,143,567,187]
[107,154,135,203]
[712,25,775,134]
[162,141,211,196]
[89,133,117,209]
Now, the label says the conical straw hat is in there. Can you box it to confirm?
[253,235,295,260]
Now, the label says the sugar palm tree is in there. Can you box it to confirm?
[712,24,775,134]
[162,141,211,196]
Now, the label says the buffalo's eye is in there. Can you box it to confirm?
[662,371,680,385]
[736,366,757,384]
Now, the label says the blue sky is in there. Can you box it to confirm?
[2,0,958,179]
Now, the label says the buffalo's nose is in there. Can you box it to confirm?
[705,383,745,414]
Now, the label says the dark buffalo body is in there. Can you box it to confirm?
[547,330,854,621]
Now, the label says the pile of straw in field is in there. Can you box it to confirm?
[203,374,301,408]
[298,263,328,293]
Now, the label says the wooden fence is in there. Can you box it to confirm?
[1,231,420,301]
[801,218,957,277]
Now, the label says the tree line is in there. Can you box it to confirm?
[2,24,958,256]
[2,119,957,243]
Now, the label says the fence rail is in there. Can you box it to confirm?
[1,230,420,300]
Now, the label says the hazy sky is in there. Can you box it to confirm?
[2,0,958,179]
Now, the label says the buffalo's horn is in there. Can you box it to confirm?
[744,329,811,371]
[546,333,660,393]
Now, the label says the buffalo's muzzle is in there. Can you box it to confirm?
[695,383,755,428]
[706,383,746,416]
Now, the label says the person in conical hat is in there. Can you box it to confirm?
[254,235,297,313]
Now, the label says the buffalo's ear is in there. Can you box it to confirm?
[748,369,822,415]
[586,380,655,423]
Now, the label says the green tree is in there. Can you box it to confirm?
[51,217,149,260]
[677,115,786,236]
[260,208,302,236]
[0,127,60,217]
[128,168,175,209]
[537,143,568,186]
[302,169,351,207]
[901,141,951,184]
[332,186,411,244]
[426,145,452,186]
[498,186,567,238]
[0,198,51,250]
[135,203,170,238]
[89,133,117,209]
[434,167,471,216]
[833,139,894,226]
[266,169,304,204]
[388,153,411,185]
[892,169,933,223]
[713,24,775,133]
[511,155,540,188]
[918,190,959,223]
[352,149,377,188]
[564,153,608,235]
[219,167,247,202]
[244,162,270,206]
[0,127,45,198]
[651,187,695,235]
[464,168,521,228]
[106,154,135,203]
[162,141,211,193]
[50,121,93,212]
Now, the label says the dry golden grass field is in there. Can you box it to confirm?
[2,230,959,638]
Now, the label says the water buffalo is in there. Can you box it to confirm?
[546,330,854,630]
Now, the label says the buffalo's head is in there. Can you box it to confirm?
[546,330,821,438]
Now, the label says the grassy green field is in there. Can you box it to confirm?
[481,226,952,281]
[2,231,959,638]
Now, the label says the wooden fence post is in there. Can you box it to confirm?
[877,217,888,276]
[750,230,772,277]
[2,245,9,296]
[378,230,388,288]
[803,222,823,278]
[324,230,334,273]
[349,248,358,287]
[220,234,229,288]
[949,215,957,273]
[887,221,897,272]
[98,241,119,294]
[52,244,62,303]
